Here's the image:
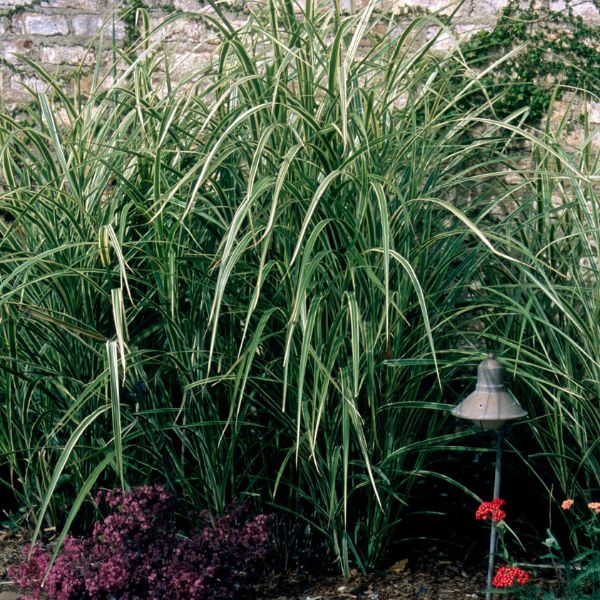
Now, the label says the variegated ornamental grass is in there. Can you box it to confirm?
[0,0,599,573]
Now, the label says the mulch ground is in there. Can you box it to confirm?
[253,559,485,599]
[0,528,26,600]
[0,528,500,600]
[0,527,559,599]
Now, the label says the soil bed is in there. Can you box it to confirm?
[0,528,559,599]
[0,528,27,600]
[253,556,485,599]
[0,529,484,599]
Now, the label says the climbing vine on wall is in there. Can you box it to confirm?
[121,0,150,49]
[460,0,600,123]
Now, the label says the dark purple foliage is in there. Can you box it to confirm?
[9,485,271,600]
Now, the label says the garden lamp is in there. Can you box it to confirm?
[451,354,527,600]
[451,353,527,431]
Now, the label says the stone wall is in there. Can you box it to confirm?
[1,0,599,109]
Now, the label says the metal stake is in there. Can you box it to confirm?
[486,425,506,600]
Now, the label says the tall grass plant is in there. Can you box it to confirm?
[1,0,598,572]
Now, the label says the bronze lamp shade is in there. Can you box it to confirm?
[451,354,527,430]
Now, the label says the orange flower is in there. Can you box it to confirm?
[561,499,574,510]
[588,502,600,513]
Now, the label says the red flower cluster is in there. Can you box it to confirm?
[475,498,506,522]
[492,566,530,588]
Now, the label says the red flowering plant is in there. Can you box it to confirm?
[473,495,600,598]
[474,498,533,596]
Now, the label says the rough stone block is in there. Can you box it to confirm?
[424,20,493,47]
[39,45,96,65]
[0,39,33,63]
[4,81,33,106]
[171,50,215,69]
[10,73,51,94]
[427,25,456,51]
[393,92,408,109]
[40,0,99,8]
[455,20,494,37]
[71,14,126,39]
[395,0,461,12]
[21,14,69,35]
[147,13,214,44]
[172,0,214,9]
[473,0,509,17]
[72,14,104,36]
[221,12,248,30]
[142,0,211,8]
[571,0,599,17]
[548,0,567,10]
[338,0,378,11]
[589,101,600,124]
[0,0,33,6]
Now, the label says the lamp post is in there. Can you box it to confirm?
[451,354,527,600]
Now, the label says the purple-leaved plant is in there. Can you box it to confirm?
[9,485,271,600]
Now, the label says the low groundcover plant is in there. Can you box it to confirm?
[9,484,271,600]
